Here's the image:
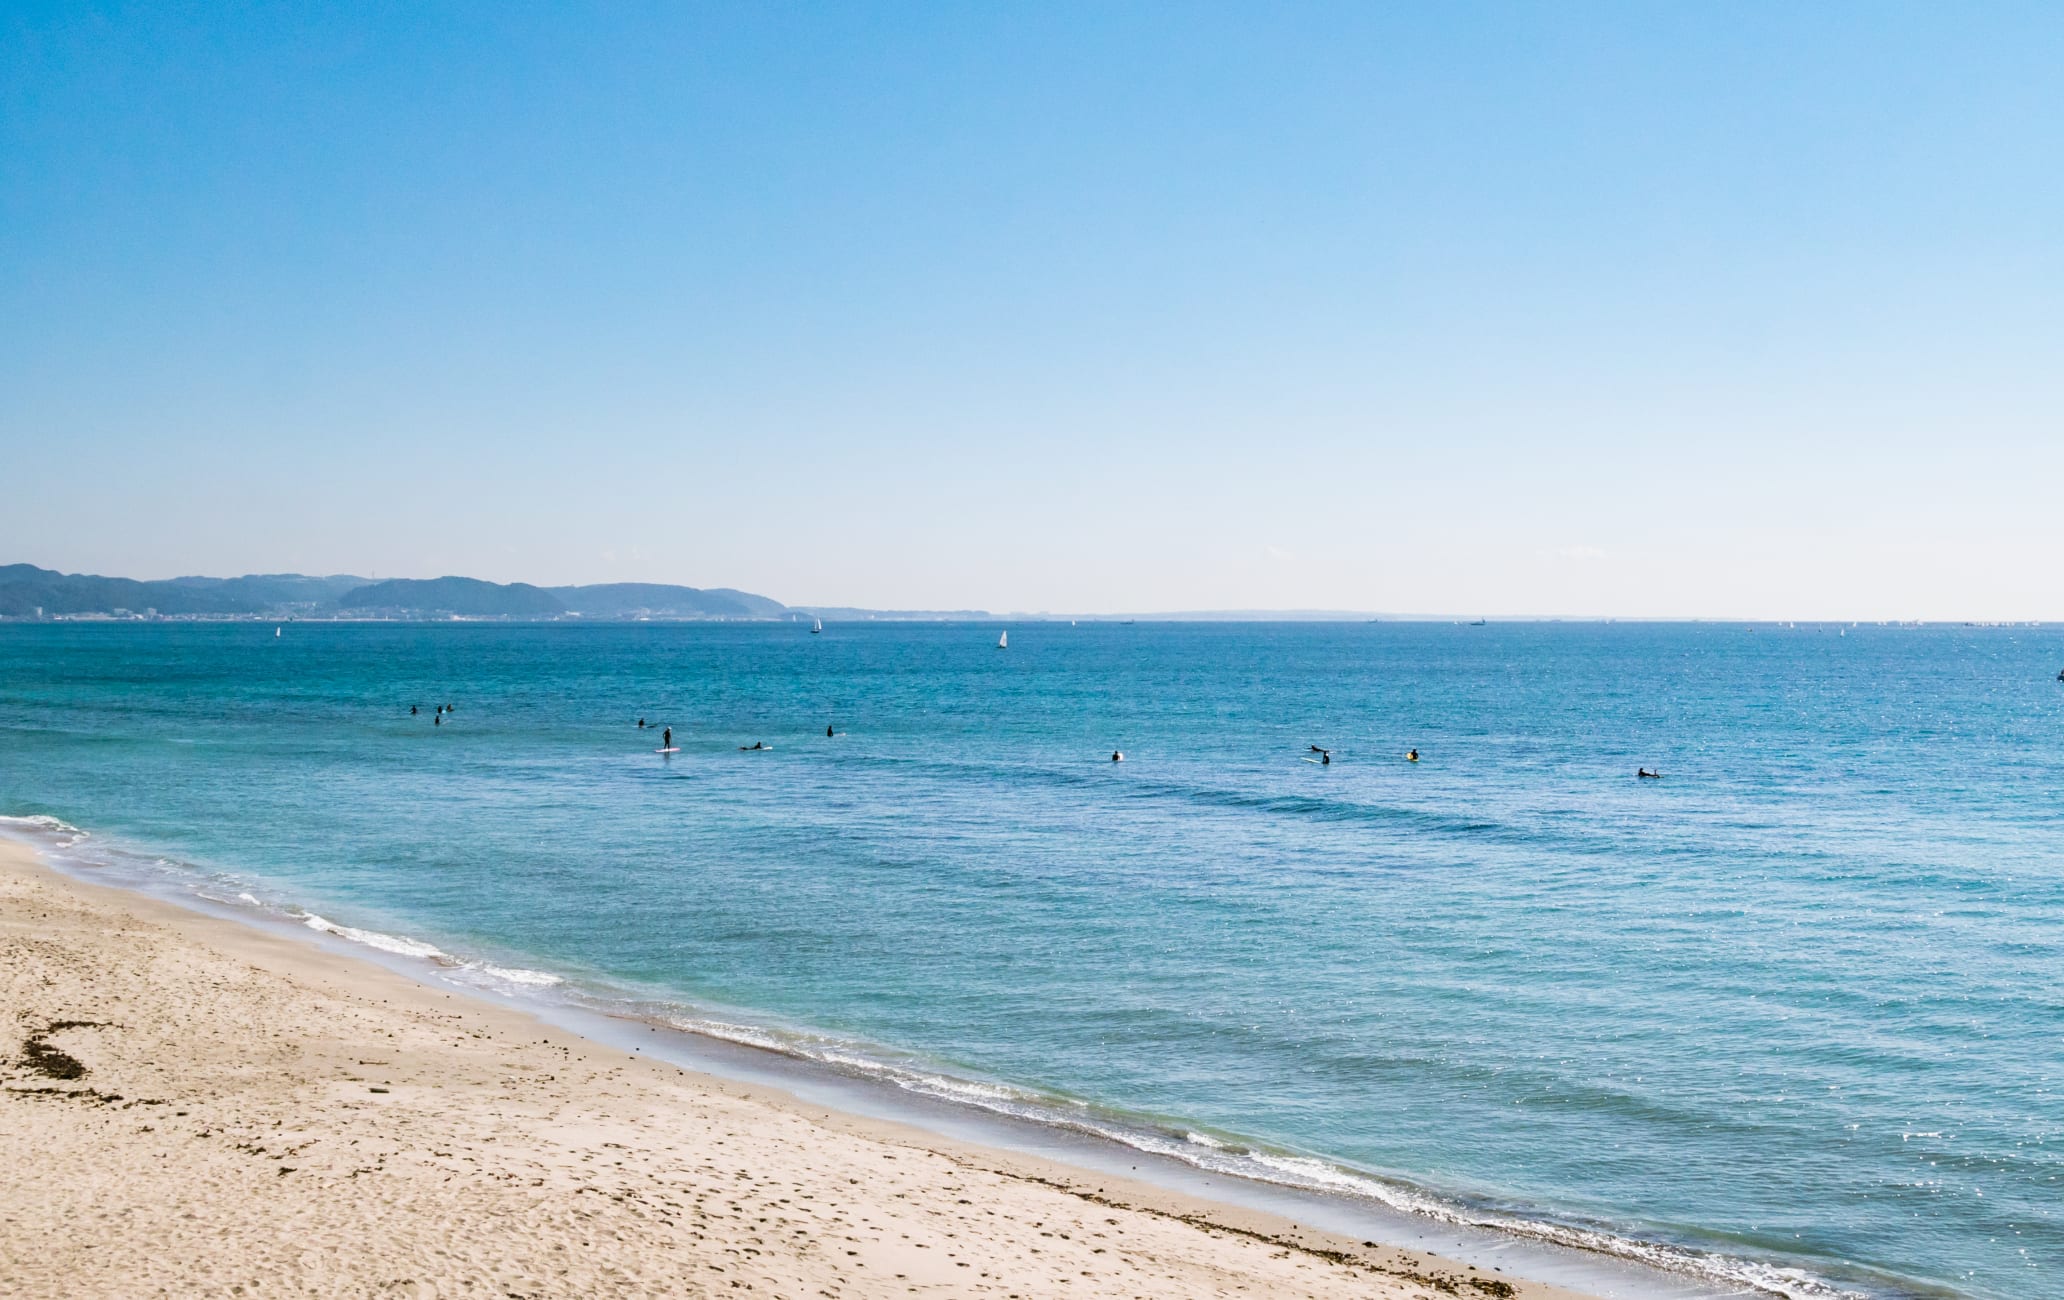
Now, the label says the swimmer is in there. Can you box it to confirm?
[1405,748,1419,762]
[410,705,418,715]
[434,713,442,727]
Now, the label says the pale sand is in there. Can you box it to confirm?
[0,840,1591,1299]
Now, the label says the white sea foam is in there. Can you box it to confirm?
[659,1015,792,1054]
[0,813,82,832]
[0,813,89,846]
[299,913,451,961]
[884,1070,1026,1105]
[467,963,564,988]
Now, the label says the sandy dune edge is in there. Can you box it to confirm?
[0,840,1586,1299]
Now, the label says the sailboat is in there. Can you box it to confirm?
[811,617,823,634]
[997,631,1008,649]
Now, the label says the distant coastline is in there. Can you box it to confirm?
[0,563,789,623]
[5,563,2048,627]
[1,561,1389,624]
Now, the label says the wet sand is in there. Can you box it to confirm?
[0,839,1590,1298]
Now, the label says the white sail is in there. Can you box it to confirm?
[997,631,1007,649]
[811,617,823,633]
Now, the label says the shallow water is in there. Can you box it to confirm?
[2,621,2058,1298]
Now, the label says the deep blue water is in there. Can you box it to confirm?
[2,621,2059,1298]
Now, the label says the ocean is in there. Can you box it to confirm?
[1,620,2057,1299]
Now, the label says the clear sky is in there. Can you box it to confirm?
[3,2,2059,617]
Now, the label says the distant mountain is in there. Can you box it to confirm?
[0,563,368,617]
[334,577,567,617]
[0,564,791,621]
[162,573,372,606]
[550,583,786,619]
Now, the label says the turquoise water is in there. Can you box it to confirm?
[2,621,2059,1298]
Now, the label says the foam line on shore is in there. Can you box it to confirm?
[0,812,1879,1300]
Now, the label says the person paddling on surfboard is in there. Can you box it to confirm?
[662,727,671,749]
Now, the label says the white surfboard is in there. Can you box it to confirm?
[655,747,681,753]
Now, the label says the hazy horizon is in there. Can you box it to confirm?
[7,556,2052,625]
[5,4,2060,620]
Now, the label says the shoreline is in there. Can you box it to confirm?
[0,834,1604,1298]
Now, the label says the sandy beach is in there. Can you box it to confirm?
[0,838,1586,1299]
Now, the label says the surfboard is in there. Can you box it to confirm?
[655,747,681,753]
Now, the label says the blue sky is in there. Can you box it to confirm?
[3,2,2059,616]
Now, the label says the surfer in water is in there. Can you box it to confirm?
[1310,744,1332,765]
[827,724,835,737]
[1638,768,1661,779]
[1111,751,1124,762]
[410,705,418,715]
[741,741,767,751]
[1405,748,1419,762]
[638,718,646,729]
